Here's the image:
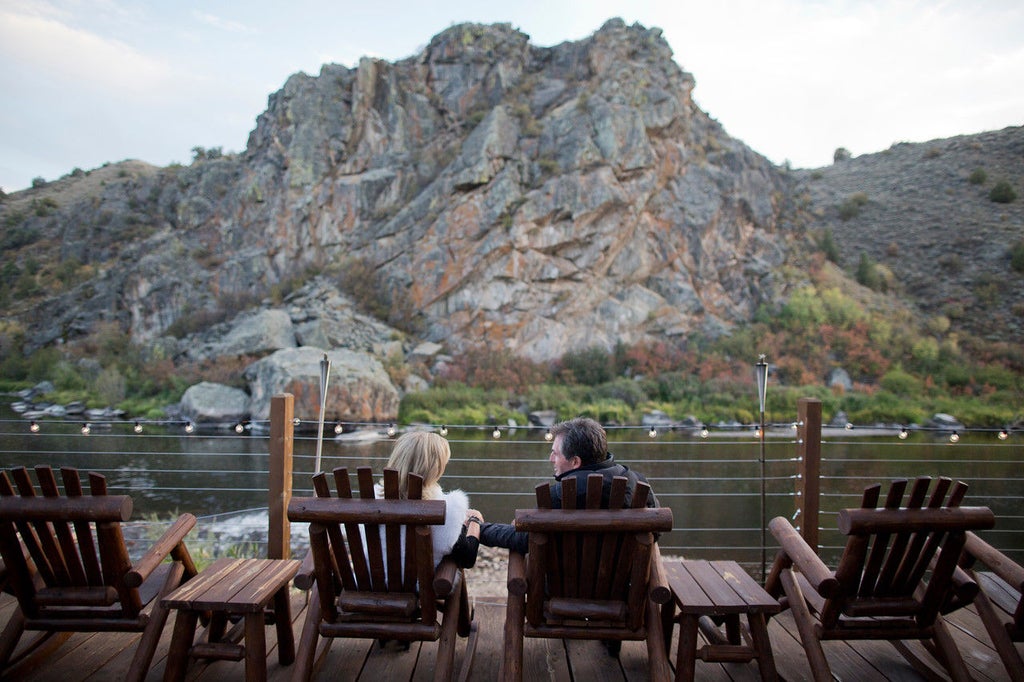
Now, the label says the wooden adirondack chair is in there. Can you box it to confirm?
[959,530,1024,681]
[0,465,198,681]
[501,474,675,682]
[287,466,477,682]
[765,476,995,682]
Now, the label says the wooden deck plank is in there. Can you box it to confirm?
[0,591,1012,681]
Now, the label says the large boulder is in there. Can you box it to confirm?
[244,347,400,423]
[187,309,297,361]
[180,381,250,425]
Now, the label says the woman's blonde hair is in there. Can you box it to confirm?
[384,431,451,500]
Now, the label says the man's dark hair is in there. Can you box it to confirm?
[551,417,608,467]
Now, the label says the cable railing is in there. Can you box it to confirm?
[1,396,1022,577]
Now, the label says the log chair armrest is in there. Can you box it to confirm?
[648,544,671,605]
[768,516,840,597]
[942,564,980,614]
[965,531,1024,591]
[125,513,197,588]
[507,550,527,597]
[433,556,458,598]
[293,548,316,591]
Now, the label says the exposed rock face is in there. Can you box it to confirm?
[0,18,793,367]
[187,309,296,361]
[180,382,249,425]
[243,347,399,423]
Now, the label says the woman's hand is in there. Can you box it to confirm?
[465,509,484,538]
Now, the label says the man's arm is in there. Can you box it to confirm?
[479,522,529,554]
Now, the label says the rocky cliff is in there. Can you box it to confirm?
[0,19,795,366]
[2,19,1022,423]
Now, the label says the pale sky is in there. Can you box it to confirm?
[1,0,1022,193]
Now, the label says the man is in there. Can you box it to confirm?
[479,417,658,554]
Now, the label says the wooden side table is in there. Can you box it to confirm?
[162,557,301,682]
[663,559,780,681]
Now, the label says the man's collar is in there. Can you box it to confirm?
[554,453,617,479]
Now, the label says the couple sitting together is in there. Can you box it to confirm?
[381,416,658,569]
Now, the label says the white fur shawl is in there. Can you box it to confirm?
[371,484,470,567]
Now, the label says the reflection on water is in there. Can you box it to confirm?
[1,407,1021,569]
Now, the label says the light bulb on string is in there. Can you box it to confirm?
[234,423,245,434]
[386,424,396,438]
[133,421,143,434]
[184,422,195,434]
[292,418,301,427]
[998,430,1009,441]
[544,430,553,442]
[492,427,501,439]
[699,428,709,439]
[81,423,91,435]
[949,431,960,443]
[29,421,40,433]
[334,423,343,435]
[439,425,448,437]
[898,428,909,440]
[845,422,854,430]
[648,428,657,439]
[754,428,762,439]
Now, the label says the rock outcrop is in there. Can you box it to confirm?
[243,347,399,424]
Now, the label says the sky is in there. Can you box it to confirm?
[1,0,1022,193]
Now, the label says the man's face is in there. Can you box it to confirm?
[549,435,580,477]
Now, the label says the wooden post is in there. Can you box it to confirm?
[269,393,294,560]
[796,398,822,552]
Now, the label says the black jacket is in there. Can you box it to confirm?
[480,454,657,554]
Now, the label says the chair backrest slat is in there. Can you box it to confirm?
[383,469,405,591]
[61,467,103,585]
[875,477,931,596]
[594,478,629,600]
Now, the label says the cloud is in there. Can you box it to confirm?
[191,10,259,35]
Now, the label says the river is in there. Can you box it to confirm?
[1,406,1021,568]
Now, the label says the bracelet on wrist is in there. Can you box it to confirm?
[467,516,482,526]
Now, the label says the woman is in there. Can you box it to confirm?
[378,430,482,568]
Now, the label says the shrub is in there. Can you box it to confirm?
[968,168,987,185]
[559,346,614,386]
[838,192,868,220]
[818,229,841,264]
[1010,240,1024,273]
[989,180,1017,203]
[833,147,851,163]
[855,252,882,290]
[880,368,922,396]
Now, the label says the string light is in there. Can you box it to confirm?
[492,427,501,439]
[845,422,854,430]
[949,431,960,443]
[234,423,245,434]
[439,425,448,437]
[648,427,657,439]
[754,428,762,439]
[133,421,143,433]
[998,430,1009,440]
[386,424,396,438]
[700,428,709,439]
[292,418,301,427]
[184,422,195,434]
[898,428,909,440]
[29,421,40,433]
[544,430,553,442]
[81,423,91,435]
[334,423,343,435]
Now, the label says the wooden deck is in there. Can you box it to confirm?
[1,586,1017,681]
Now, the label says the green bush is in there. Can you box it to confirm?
[968,168,987,185]
[1009,240,1024,273]
[989,180,1017,203]
[838,192,869,220]
[880,368,923,396]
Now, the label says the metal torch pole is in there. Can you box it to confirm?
[315,353,331,474]
[757,355,768,584]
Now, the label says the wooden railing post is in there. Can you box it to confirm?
[796,398,822,552]
[269,393,294,560]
